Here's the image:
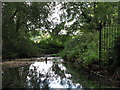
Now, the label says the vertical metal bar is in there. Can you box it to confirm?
[104,25,106,59]
[111,24,113,52]
[103,26,105,63]
[107,24,110,50]
[109,24,111,49]
[112,24,113,49]
[113,24,115,48]
[105,25,107,56]
[115,25,117,45]
[99,23,102,67]
[108,24,110,56]
[108,24,109,52]
[0,1,2,90]
[98,22,102,88]
[107,24,109,62]
[102,26,104,59]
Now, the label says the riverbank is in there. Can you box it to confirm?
[63,61,120,88]
[1,56,61,67]
[1,58,46,67]
[1,61,33,67]
[82,66,120,87]
[76,62,120,87]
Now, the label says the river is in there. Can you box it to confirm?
[2,57,114,88]
[2,57,83,89]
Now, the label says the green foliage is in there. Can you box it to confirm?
[62,2,118,33]
[37,37,64,54]
[61,24,120,69]
[2,2,119,65]
[2,2,50,60]
[61,32,99,66]
[2,35,40,60]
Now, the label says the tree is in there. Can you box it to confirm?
[2,2,51,59]
[60,2,118,32]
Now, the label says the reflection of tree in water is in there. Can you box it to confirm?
[27,66,49,88]
[3,61,82,88]
[27,62,75,88]
[52,62,65,77]
[52,62,73,88]
[2,65,30,88]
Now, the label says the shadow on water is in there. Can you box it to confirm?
[2,57,82,89]
[63,62,118,88]
[2,57,114,89]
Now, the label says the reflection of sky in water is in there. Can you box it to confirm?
[26,60,82,89]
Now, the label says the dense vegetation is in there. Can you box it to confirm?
[2,2,120,85]
[36,38,64,54]
[60,2,120,75]
[61,32,99,65]
[61,25,120,65]
[2,2,64,60]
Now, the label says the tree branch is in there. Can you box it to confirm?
[11,9,18,20]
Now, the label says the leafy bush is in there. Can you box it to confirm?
[61,32,99,66]
[37,38,64,54]
[2,35,40,60]
[61,24,120,68]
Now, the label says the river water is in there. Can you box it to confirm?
[2,57,83,89]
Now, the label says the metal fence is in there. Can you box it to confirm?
[99,24,120,62]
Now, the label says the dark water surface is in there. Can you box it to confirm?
[2,57,83,89]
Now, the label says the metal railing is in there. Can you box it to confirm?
[99,24,120,62]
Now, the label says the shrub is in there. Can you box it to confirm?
[2,36,40,60]
[37,38,64,54]
[61,32,99,66]
[61,24,120,68]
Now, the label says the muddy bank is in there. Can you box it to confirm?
[1,61,33,67]
[1,57,62,67]
[79,64,120,87]
[63,61,120,88]
[1,58,46,67]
